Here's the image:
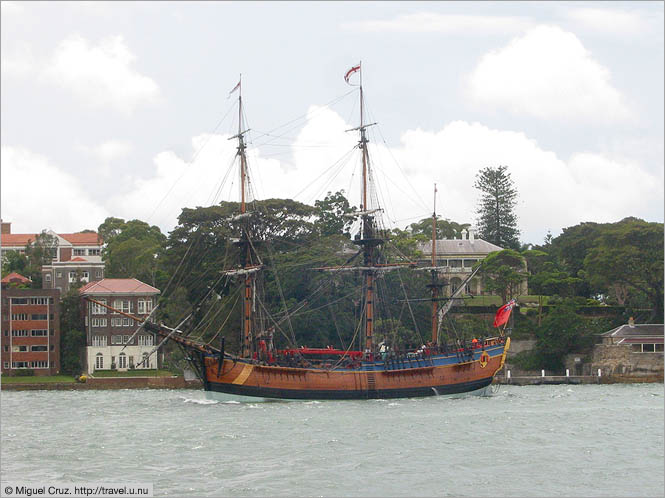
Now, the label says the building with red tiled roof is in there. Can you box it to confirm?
[1,273,32,285]
[0,221,104,293]
[79,278,161,374]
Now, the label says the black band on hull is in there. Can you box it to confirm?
[206,377,494,400]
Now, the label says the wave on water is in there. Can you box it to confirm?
[179,396,219,405]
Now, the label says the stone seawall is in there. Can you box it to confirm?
[1,376,203,391]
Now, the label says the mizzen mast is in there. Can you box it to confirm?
[428,184,444,344]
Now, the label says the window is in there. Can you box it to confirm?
[30,297,48,305]
[3,346,7,352]
[96,270,103,278]
[89,249,101,256]
[92,318,107,328]
[31,345,47,352]
[45,274,52,282]
[50,329,54,336]
[50,345,55,351]
[56,271,62,278]
[138,298,153,315]
[11,314,28,321]
[138,335,154,346]
[643,343,656,353]
[31,314,48,320]
[12,361,30,368]
[12,330,28,337]
[10,298,28,304]
[111,317,123,328]
[81,271,89,282]
[92,335,107,346]
[92,299,107,315]
[656,344,664,352]
[32,361,48,368]
[12,345,28,352]
[118,353,127,369]
[111,335,123,345]
[122,317,132,327]
[142,353,150,368]
[123,335,131,344]
[73,249,86,256]
[3,362,8,369]
[113,300,132,314]
[129,356,134,368]
[95,353,104,369]
[31,330,48,336]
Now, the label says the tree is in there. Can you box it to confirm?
[408,217,470,241]
[534,305,592,370]
[60,285,86,374]
[1,250,28,277]
[313,190,354,237]
[583,219,664,321]
[23,231,59,287]
[99,218,167,286]
[477,249,526,304]
[474,165,520,249]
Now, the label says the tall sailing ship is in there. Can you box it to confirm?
[86,65,511,400]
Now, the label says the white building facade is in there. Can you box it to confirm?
[79,279,160,375]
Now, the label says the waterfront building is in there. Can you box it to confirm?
[590,319,664,377]
[0,273,61,376]
[416,227,528,296]
[0,220,104,293]
[79,278,160,375]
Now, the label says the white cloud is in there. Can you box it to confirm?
[116,108,661,244]
[467,25,632,122]
[0,146,109,233]
[341,13,532,35]
[565,7,657,37]
[12,108,658,244]
[75,140,133,176]
[43,34,160,114]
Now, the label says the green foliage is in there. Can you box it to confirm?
[1,250,28,277]
[98,217,166,286]
[21,231,59,287]
[408,217,470,240]
[477,249,526,304]
[60,286,86,375]
[313,191,354,236]
[583,219,664,321]
[474,165,520,249]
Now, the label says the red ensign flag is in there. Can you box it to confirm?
[344,64,361,84]
[493,299,516,328]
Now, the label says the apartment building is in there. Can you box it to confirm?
[1,273,61,376]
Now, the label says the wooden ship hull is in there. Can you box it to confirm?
[196,339,509,400]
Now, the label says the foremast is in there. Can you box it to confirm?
[351,64,382,354]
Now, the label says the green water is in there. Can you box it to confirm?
[1,384,663,497]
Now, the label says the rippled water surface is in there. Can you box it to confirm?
[2,384,663,497]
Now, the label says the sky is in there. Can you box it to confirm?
[1,1,663,245]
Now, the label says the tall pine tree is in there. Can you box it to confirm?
[474,165,520,249]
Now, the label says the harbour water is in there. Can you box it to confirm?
[1,384,663,497]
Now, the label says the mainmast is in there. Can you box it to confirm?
[230,75,256,358]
